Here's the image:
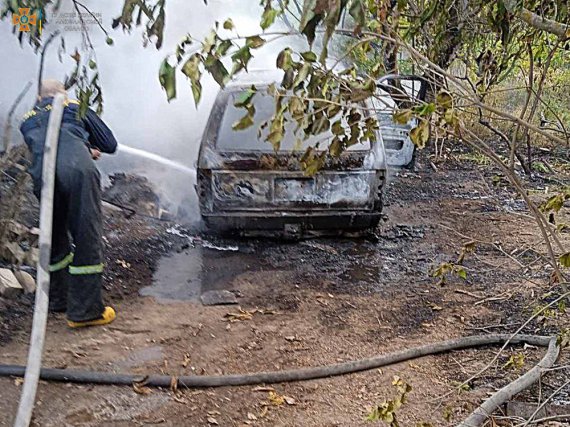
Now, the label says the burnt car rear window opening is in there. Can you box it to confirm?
[216,88,371,153]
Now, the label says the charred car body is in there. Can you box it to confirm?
[197,72,421,237]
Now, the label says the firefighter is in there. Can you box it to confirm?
[20,79,117,328]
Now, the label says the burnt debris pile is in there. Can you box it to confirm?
[103,173,169,220]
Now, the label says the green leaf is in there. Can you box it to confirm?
[216,39,233,56]
[560,252,570,268]
[414,103,436,116]
[233,113,255,130]
[541,193,567,213]
[266,112,285,150]
[443,108,457,125]
[202,29,217,53]
[158,58,176,102]
[301,150,326,176]
[293,62,312,88]
[329,137,344,157]
[88,60,96,70]
[147,6,165,49]
[181,54,201,82]
[331,120,344,136]
[235,86,256,107]
[181,54,202,106]
[260,2,279,30]
[288,96,305,120]
[205,56,230,87]
[232,105,256,130]
[409,119,429,149]
[276,48,294,70]
[436,91,453,109]
[319,0,344,63]
[190,80,202,107]
[310,114,330,135]
[267,129,284,150]
[299,0,322,45]
[456,267,467,280]
[281,68,295,89]
[301,51,317,62]
[393,109,412,124]
[246,35,266,49]
[223,18,234,30]
[231,46,253,74]
[105,37,114,46]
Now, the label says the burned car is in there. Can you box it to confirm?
[197,72,414,237]
[374,74,428,168]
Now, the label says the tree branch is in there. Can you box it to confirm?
[503,0,569,38]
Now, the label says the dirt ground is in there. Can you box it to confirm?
[0,149,569,426]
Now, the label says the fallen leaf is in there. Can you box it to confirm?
[268,391,285,406]
[182,353,191,368]
[427,301,443,311]
[133,382,152,395]
[247,412,258,420]
[207,417,219,425]
[132,376,151,395]
[283,396,296,405]
[172,394,187,404]
[14,378,24,386]
[225,308,255,322]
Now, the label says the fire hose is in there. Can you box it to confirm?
[2,333,560,427]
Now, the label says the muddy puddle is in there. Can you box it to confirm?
[142,227,429,304]
[140,244,264,302]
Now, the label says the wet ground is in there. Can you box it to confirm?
[0,149,569,426]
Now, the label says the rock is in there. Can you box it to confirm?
[6,221,28,238]
[1,241,26,264]
[28,228,40,246]
[201,290,239,306]
[24,247,39,267]
[13,270,36,294]
[0,268,23,298]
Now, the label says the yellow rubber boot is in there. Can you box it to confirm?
[67,306,116,328]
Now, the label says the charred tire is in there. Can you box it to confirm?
[403,147,417,171]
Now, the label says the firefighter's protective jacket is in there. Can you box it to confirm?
[20,97,117,195]
[19,97,117,322]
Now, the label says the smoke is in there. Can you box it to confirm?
[0,0,303,224]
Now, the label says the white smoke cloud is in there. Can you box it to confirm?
[0,0,304,223]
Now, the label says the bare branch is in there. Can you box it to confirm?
[503,0,569,38]
[38,31,61,97]
[2,81,32,153]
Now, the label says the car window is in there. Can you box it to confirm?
[216,89,371,153]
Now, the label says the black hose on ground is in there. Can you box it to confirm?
[0,334,553,389]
